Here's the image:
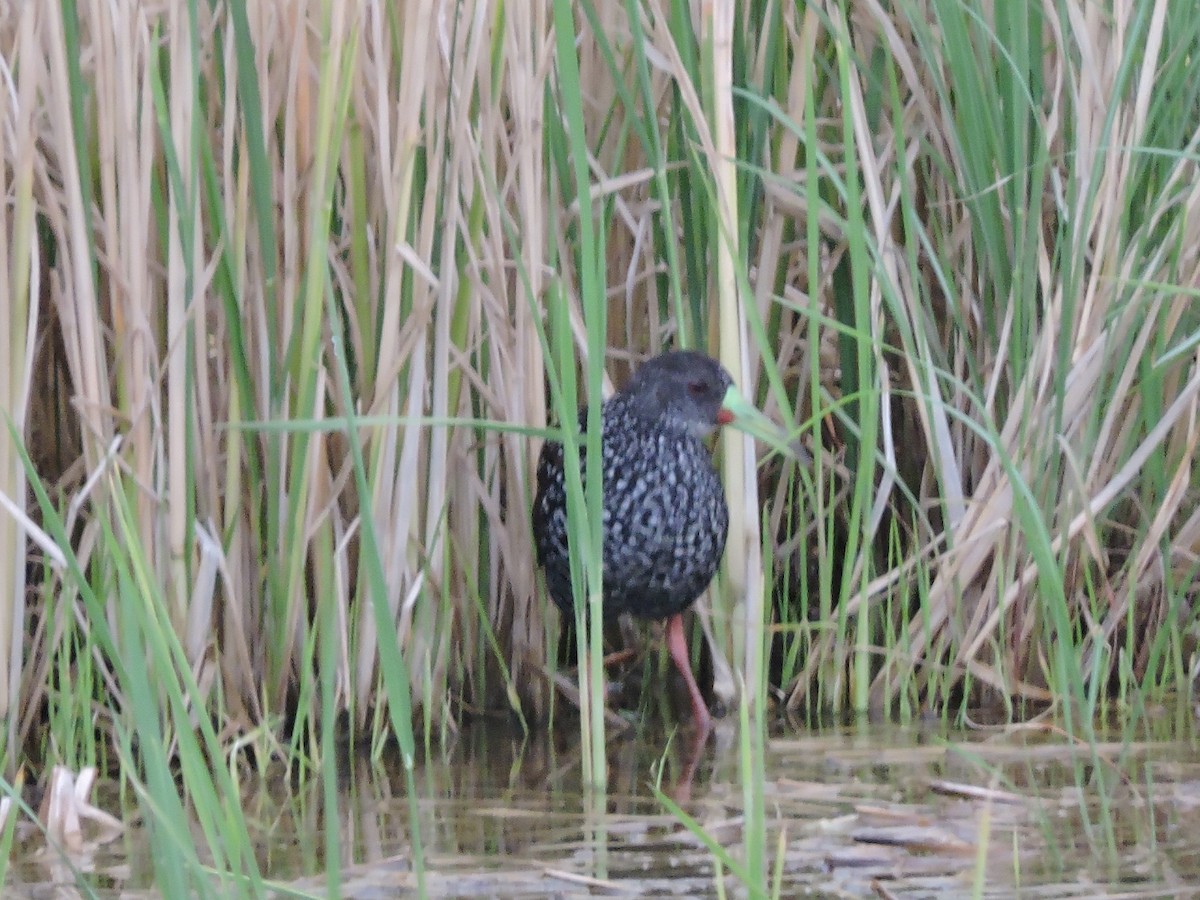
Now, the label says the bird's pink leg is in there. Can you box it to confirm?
[665,613,711,733]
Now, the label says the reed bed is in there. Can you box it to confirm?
[1,0,1199,892]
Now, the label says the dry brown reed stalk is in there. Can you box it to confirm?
[706,0,769,713]
[0,5,40,757]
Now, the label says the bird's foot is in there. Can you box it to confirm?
[548,669,634,731]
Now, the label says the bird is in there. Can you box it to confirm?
[532,350,762,732]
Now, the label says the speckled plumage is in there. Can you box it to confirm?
[532,351,732,623]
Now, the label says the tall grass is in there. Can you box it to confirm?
[1,0,1199,892]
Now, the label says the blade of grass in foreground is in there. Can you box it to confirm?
[551,0,609,799]
[328,329,427,894]
[223,0,292,725]
[10,425,242,891]
[298,5,363,893]
[108,485,265,895]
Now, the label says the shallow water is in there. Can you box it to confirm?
[9,710,1200,897]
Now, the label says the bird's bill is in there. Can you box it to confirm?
[719,385,813,464]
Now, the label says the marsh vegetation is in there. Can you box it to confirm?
[0,0,1198,895]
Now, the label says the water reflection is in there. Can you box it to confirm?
[9,712,1200,896]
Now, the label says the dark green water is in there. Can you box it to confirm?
[8,710,1200,897]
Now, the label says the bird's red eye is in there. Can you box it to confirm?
[687,381,706,397]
